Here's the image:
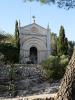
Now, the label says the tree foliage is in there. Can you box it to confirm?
[42,55,69,80]
[24,0,75,9]
[57,25,68,55]
[51,33,57,55]
[57,0,75,9]
[0,43,19,63]
[0,31,10,42]
[15,20,20,48]
[15,20,20,61]
[24,0,55,4]
[68,41,75,58]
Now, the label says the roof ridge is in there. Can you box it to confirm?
[20,23,47,30]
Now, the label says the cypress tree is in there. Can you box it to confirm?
[15,20,20,62]
[15,20,18,42]
[15,20,20,48]
[51,33,57,55]
[64,37,68,54]
[57,25,68,55]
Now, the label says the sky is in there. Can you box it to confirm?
[0,0,75,41]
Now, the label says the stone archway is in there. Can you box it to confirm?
[30,47,37,64]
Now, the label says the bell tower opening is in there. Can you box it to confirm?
[30,47,37,64]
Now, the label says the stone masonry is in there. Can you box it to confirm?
[19,22,51,64]
[0,64,45,97]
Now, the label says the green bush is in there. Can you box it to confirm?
[0,43,19,63]
[42,55,69,80]
[59,55,69,76]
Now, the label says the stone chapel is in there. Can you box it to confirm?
[19,22,51,64]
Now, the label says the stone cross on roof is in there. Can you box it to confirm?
[32,16,36,23]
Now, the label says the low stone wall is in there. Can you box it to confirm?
[14,64,44,79]
[0,64,10,81]
[0,64,45,97]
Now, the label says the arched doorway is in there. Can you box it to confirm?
[30,47,37,64]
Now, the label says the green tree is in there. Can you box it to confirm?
[15,20,20,62]
[57,25,68,55]
[57,25,65,55]
[15,20,20,48]
[0,31,10,43]
[24,0,75,9]
[64,37,68,54]
[51,32,57,55]
[42,55,69,80]
[68,41,75,58]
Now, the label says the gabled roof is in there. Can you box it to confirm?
[19,23,47,31]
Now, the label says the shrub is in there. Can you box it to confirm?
[42,55,69,80]
[0,43,19,63]
[59,55,69,76]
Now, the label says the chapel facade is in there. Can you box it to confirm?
[19,22,51,64]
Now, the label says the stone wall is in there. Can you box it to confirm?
[0,64,10,97]
[56,47,75,100]
[0,64,45,97]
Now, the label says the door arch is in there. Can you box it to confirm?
[30,47,37,64]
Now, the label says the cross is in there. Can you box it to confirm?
[32,16,36,23]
